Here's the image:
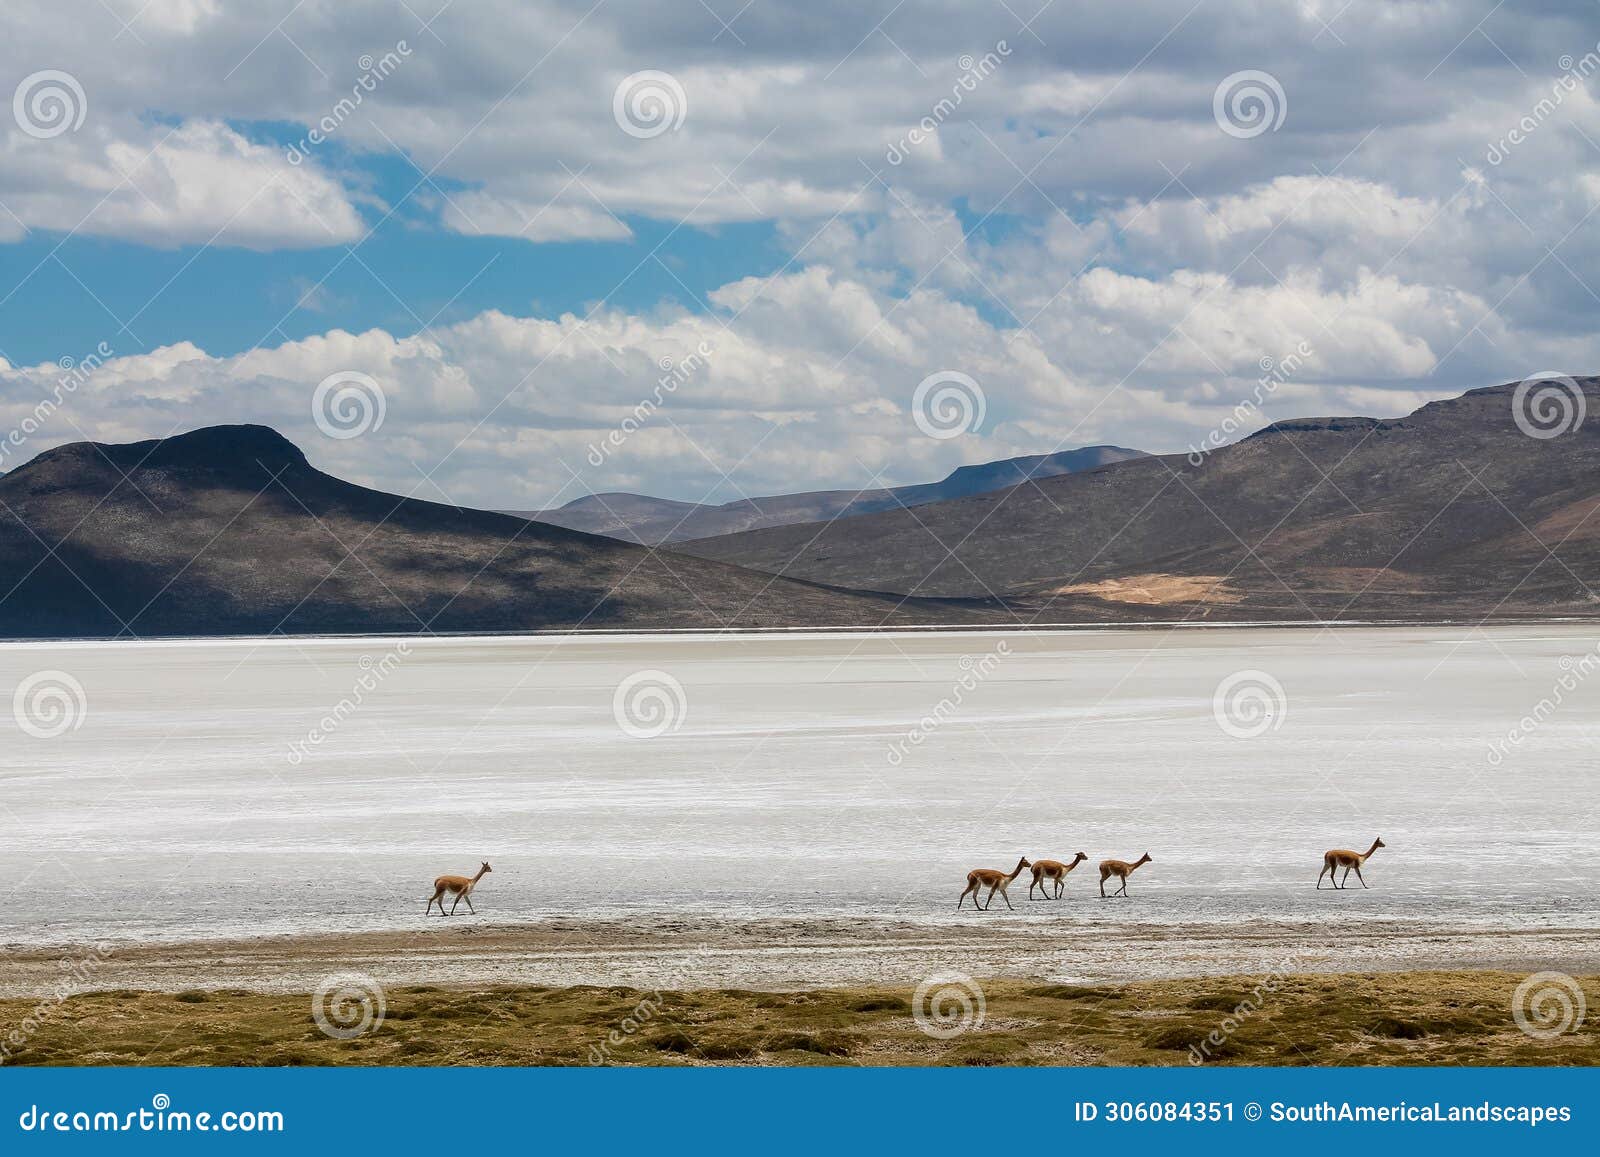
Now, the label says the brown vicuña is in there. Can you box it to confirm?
[1317,837,1384,890]
[957,856,1031,911]
[1029,851,1088,899]
[426,860,492,915]
[1098,852,1152,898]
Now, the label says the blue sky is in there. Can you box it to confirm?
[1,144,794,366]
[3,1,1599,508]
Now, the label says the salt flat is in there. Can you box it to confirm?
[2,626,1597,985]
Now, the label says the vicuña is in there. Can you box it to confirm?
[426,860,492,915]
[1098,852,1152,898]
[1029,851,1088,899]
[1317,838,1384,890]
[958,856,1031,910]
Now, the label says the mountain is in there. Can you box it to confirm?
[516,446,1146,545]
[677,378,1600,622]
[0,425,1000,639]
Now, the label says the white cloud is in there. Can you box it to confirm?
[7,253,1573,509]
[440,191,633,242]
[1,119,363,248]
[3,0,1600,501]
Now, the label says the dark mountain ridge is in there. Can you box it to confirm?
[0,425,997,639]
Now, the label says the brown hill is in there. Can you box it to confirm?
[677,379,1600,621]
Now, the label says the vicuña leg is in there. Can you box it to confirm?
[1353,863,1367,889]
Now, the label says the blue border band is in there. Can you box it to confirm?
[3,1067,1594,1153]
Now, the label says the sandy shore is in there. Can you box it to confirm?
[6,915,1599,998]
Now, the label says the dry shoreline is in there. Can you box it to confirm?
[7,919,1597,1066]
[5,915,1599,998]
[10,614,1600,647]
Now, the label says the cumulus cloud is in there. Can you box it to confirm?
[2,255,1559,510]
[3,0,1600,502]
[1,118,364,248]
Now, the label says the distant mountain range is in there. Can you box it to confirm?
[679,378,1600,621]
[4,377,1598,639]
[515,446,1147,545]
[0,426,994,639]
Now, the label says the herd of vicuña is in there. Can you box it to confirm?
[956,839,1386,910]
[420,841,1387,917]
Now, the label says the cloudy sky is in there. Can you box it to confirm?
[2,0,1598,510]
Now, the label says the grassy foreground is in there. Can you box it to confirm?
[4,971,1596,1066]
